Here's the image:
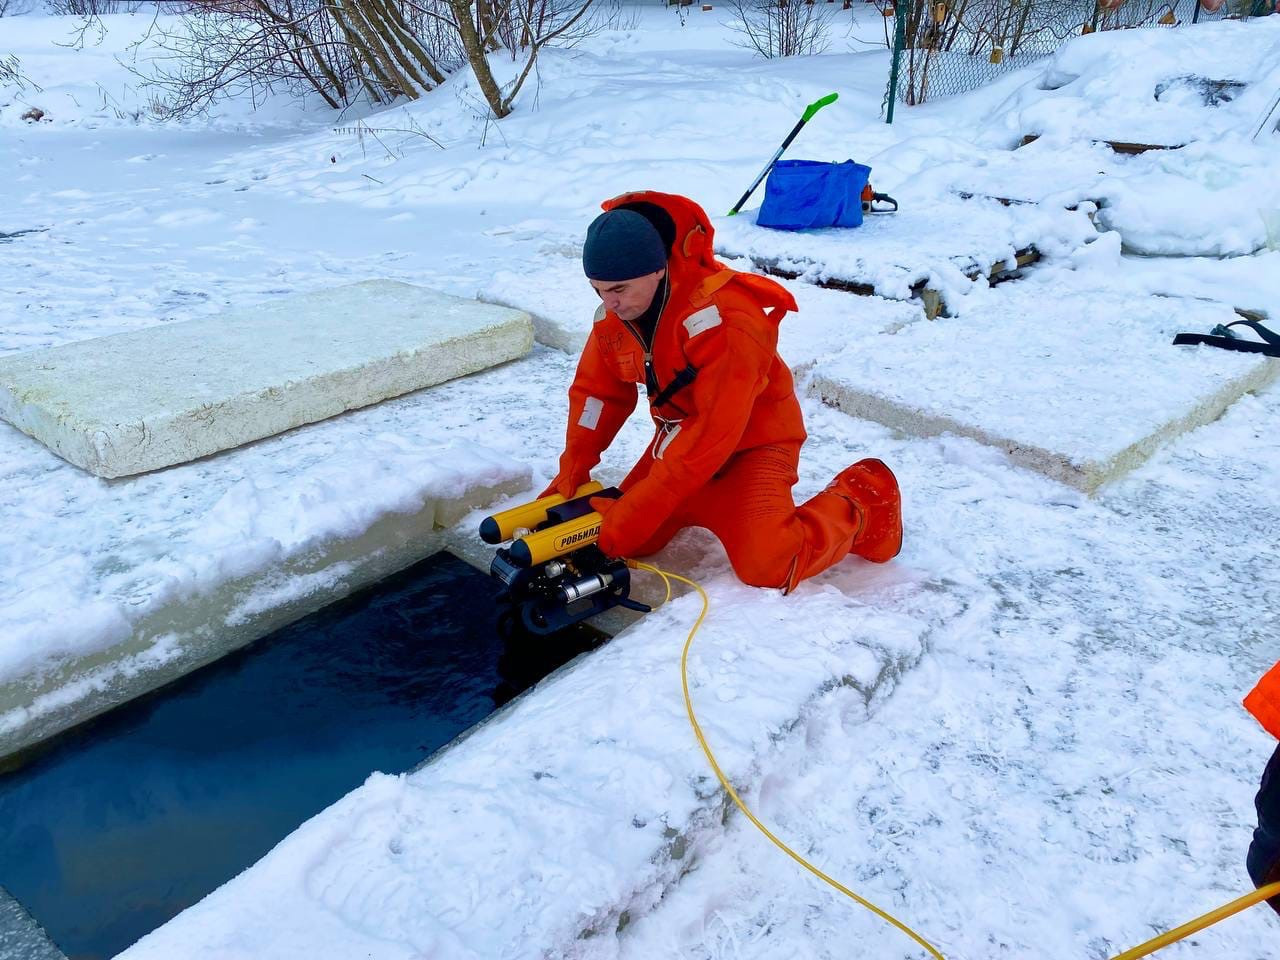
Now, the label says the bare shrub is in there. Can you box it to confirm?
[45,0,153,13]
[137,0,458,115]
[1,54,32,88]
[727,0,835,58]
[137,0,604,121]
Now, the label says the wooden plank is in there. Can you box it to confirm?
[745,244,1041,321]
[1018,133,1183,154]
[741,257,879,297]
[1104,140,1184,155]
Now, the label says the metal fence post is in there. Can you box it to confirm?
[886,0,908,124]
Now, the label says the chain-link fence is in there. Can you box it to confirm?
[882,0,1263,113]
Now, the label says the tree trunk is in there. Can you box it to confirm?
[328,0,393,101]
[370,0,447,84]
[449,0,510,117]
[360,0,437,93]
[342,0,417,98]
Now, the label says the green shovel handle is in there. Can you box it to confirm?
[801,92,839,123]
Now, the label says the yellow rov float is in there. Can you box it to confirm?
[479,482,651,634]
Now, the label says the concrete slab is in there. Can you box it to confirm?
[0,281,534,478]
[714,195,1097,314]
[808,285,1280,493]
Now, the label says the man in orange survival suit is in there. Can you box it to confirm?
[541,191,902,593]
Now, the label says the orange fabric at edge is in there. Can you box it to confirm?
[1245,661,1280,741]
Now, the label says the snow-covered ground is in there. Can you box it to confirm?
[2,6,1279,959]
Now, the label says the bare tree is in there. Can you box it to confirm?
[454,0,603,118]
[727,0,835,58]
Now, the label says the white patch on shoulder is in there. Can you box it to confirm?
[578,396,604,430]
[683,305,722,339]
[593,304,607,323]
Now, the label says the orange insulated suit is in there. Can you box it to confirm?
[546,191,901,591]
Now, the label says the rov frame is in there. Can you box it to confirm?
[480,483,651,635]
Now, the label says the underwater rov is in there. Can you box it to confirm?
[480,482,651,635]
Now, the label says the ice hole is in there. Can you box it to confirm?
[0,551,602,960]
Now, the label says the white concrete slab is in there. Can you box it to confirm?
[714,195,1098,308]
[808,283,1280,493]
[0,281,534,478]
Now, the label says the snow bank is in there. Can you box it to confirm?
[120,559,958,960]
[973,17,1280,256]
[1093,137,1280,256]
[714,196,1097,311]
[989,18,1280,147]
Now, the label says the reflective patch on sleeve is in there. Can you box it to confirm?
[593,304,607,324]
[683,305,722,339]
[578,396,604,430]
[654,422,682,460]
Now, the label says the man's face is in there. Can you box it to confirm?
[590,268,666,324]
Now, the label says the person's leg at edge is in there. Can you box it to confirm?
[684,444,902,592]
[1248,742,1280,914]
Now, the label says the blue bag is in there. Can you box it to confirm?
[757,159,872,231]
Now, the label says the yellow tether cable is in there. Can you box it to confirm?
[631,561,945,960]
[629,560,1280,960]
[1108,881,1280,960]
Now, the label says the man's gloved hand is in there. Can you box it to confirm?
[539,457,591,499]
[590,494,658,559]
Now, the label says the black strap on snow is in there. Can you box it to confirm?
[1173,318,1280,358]
[649,363,698,410]
[1225,318,1280,347]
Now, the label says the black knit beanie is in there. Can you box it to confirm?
[582,209,667,282]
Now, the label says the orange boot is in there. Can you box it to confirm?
[778,457,904,593]
[828,458,903,563]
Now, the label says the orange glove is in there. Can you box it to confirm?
[539,455,591,499]
[591,494,660,559]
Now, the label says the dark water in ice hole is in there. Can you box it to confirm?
[0,551,604,960]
